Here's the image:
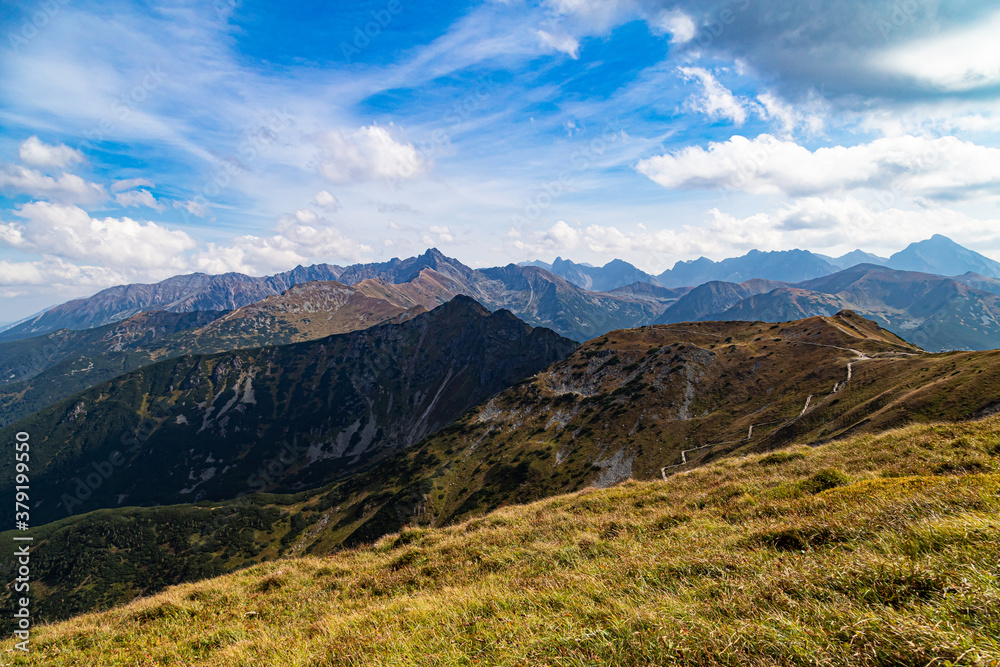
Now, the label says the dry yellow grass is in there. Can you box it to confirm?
[5,417,1000,666]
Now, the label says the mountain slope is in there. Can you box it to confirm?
[0,297,577,524]
[655,278,785,323]
[887,234,1000,278]
[0,281,426,428]
[7,413,998,663]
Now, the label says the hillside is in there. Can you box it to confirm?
[0,281,424,428]
[6,415,998,665]
[0,297,576,524]
[13,311,1000,622]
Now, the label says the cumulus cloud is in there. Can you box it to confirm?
[0,202,195,271]
[0,257,125,288]
[637,134,1000,200]
[0,164,106,205]
[315,125,426,184]
[677,67,748,126]
[193,208,371,275]
[18,136,84,169]
[114,189,166,212]
[507,220,581,255]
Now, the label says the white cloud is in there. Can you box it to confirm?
[114,189,166,212]
[508,220,582,255]
[1,202,194,271]
[651,9,695,44]
[878,10,1000,93]
[677,67,748,126]
[313,190,339,210]
[18,136,84,169]
[428,225,454,243]
[0,256,125,288]
[637,134,1000,201]
[536,30,580,58]
[111,177,155,193]
[193,210,371,275]
[0,164,106,205]
[315,125,427,184]
[174,199,209,218]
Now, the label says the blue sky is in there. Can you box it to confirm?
[1,0,1000,318]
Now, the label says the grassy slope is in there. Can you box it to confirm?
[5,415,1000,666]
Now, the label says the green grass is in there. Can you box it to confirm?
[5,416,1000,666]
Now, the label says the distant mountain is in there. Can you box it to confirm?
[0,265,345,342]
[708,265,1000,351]
[656,278,785,324]
[656,249,839,287]
[887,234,1000,278]
[0,263,677,427]
[523,257,657,291]
[823,250,889,269]
[0,297,576,524]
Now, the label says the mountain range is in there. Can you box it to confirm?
[9,307,1000,624]
[656,264,1000,352]
[529,234,1000,293]
[0,297,576,524]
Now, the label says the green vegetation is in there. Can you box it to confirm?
[6,415,999,665]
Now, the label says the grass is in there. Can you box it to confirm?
[4,415,1000,666]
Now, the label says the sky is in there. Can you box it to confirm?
[1,0,1000,319]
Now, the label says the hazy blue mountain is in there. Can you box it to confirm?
[823,250,890,269]
[529,257,657,291]
[887,234,1000,278]
[708,265,1000,351]
[656,249,840,287]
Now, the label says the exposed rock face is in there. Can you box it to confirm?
[1,296,577,523]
